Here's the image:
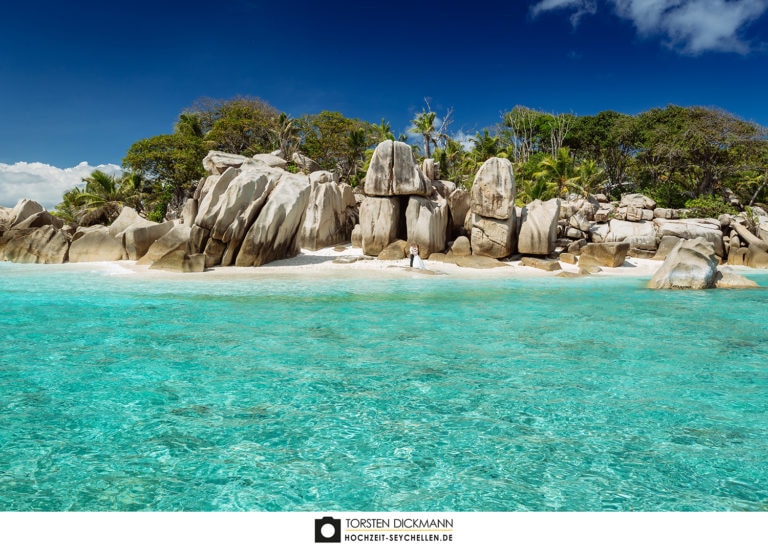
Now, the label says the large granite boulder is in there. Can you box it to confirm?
[517,198,560,255]
[108,207,145,237]
[578,242,630,268]
[364,140,432,197]
[405,194,449,256]
[620,193,656,210]
[203,151,251,175]
[194,167,242,229]
[605,219,658,252]
[10,211,64,231]
[123,220,175,261]
[649,237,719,289]
[654,218,724,257]
[359,196,400,256]
[253,153,288,169]
[8,199,44,228]
[69,226,126,262]
[235,172,312,267]
[137,225,191,266]
[292,152,320,172]
[2,226,70,264]
[447,188,470,234]
[149,250,205,273]
[470,157,515,220]
[470,214,515,259]
[299,181,357,250]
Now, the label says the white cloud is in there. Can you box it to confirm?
[531,0,598,25]
[0,161,122,210]
[530,0,768,53]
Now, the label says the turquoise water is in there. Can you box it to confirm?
[1,263,767,511]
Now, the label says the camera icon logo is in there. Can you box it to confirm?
[315,516,342,543]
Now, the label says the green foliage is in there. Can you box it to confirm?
[122,132,206,205]
[297,111,376,183]
[683,195,737,218]
[191,96,280,155]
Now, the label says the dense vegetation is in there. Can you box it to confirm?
[54,96,768,225]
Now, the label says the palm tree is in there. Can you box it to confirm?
[273,112,300,159]
[470,130,500,162]
[411,110,437,159]
[533,147,577,196]
[565,159,606,197]
[375,118,395,142]
[517,177,559,204]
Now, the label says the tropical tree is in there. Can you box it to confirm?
[410,109,437,159]
[533,147,577,196]
[297,111,376,183]
[564,159,606,197]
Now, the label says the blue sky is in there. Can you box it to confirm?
[2,0,768,208]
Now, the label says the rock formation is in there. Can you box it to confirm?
[469,157,516,258]
[517,198,559,256]
[648,237,719,289]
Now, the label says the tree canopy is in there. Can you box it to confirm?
[54,98,768,225]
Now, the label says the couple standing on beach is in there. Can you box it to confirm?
[409,243,425,269]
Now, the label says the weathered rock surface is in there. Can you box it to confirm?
[8,199,44,228]
[449,236,471,257]
[137,225,192,266]
[447,188,470,234]
[377,240,408,260]
[578,242,630,268]
[359,196,400,256]
[149,250,205,273]
[351,224,362,248]
[470,213,515,259]
[653,235,682,261]
[406,194,449,256]
[292,152,319,172]
[520,257,562,271]
[69,226,126,262]
[253,153,287,169]
[470,157,515,220]
[364,140,432,197]
[620,193,656,210]
[235,172,312,267]
[606,219,657,251]
[123,220,175,261]
[517,198,560,256]
[654,218,724,257]
[11,211,63,231]
[2,226,70,263]
[203,151,251,175]
[648,238,719,289]
[300,181,357,250]
[715,269,758,288]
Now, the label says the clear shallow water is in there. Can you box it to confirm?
[1,263,767,511]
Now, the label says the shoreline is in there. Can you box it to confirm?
[4,244,765,282]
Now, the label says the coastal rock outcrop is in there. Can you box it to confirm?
[235,172,312,267]
[405,194,449,256]
[578,242,629,268]
[69,226,126,262]
[469,157,516,258]
[2,225,70,264]
[299,178,357,250]
[137,225,192,266]
[359,197,400,256]
[517,198,560,256]
[648,237,719,289]
[364,140,432,197]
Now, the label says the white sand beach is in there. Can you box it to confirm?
[78,244,675,280]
